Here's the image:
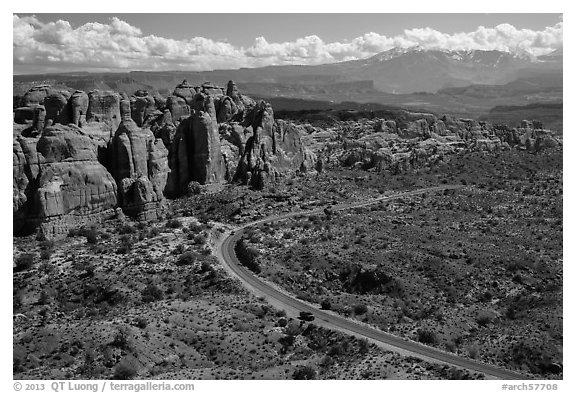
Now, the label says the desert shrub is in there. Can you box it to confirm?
[141,283,164,303]
[117,235,134,254]
[113,361,137,380]
[176,251,197,266]
[111,326,131,349]
[15,253,35,272]
[292,365,316,380]
[38,290,51,305]
[68,227,82,237]
[133,317,148,329]
[358,338,370,354]
[353,304,368,315]
[118,224,137,235]
[417,329,438,345]
[235,239,261,273]
[476,315,493,327]
[85,228,98,244]
[320,300,331,310]
[40,249,52,260]
[39,240,55,250]
[166,218,182,229]
[174,243,186,255]
[186,181,202,195]
[327,343,345,357]
[193,234,206,245]
[467,344,479,359]
[148,227,159,238]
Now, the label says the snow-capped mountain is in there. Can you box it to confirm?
[331,47,548,93]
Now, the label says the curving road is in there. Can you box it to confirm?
[214,186,527,380]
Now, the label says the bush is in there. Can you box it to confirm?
[166,218,182,229]
[113,361,137,380]
[118,224,137,235]
[117,235,134,254]
[176,251,197,266]
[15,253,35,272]
[417,329,438,345]
[133,317,148,329]
[40,249,52,260]
[85,228,98,244]
[235,239,261,273]
[141,283,164,303]
[193,234,206,245]
[476,315,493,327]
[111,326,131,349]
[320,300,331,310]
[353,304,368,315]
[292,365,316,380]
[186,181,202,196]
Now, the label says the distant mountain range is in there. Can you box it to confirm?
[14,47,562,94]
[13,47,562,128]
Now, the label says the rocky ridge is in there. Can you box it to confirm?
[308,114,561,175]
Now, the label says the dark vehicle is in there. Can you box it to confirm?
[299,311,315,321]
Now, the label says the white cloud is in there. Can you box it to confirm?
[13,15,563,74]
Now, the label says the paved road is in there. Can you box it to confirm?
[214,186,527,380]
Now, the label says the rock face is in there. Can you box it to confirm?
[173,80,197,105]
[131,90,156,127]
[111,116,169,220]
[166,96,190,125]
[166,92,224,195]
[70,90,89,127]
[13,125,118,239]
[20,85,53,107]
[87,90,121,133]
[44,91,71,125]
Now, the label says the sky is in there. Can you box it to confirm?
[13,13,564,75]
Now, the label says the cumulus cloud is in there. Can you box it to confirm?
[13,15,563,74]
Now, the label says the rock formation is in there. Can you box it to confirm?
[44,91,71,125]
[173,80,196,105]
[234,101,317,189]
[111,106,169,220]
[87,90,121,133]
[130,90,156,127]
[70,90,89,127]
[166,92,224,195]
[13,125,118,239]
